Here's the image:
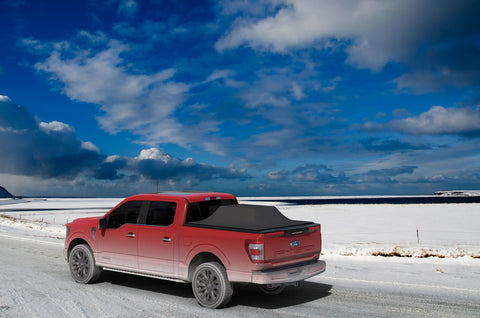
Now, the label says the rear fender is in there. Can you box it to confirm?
[184,244,230,271]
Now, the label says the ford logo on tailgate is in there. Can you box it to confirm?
[290,240,300,247]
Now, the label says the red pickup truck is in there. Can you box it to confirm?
[64,192,325,308]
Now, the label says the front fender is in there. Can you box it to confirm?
[65,231,97,260]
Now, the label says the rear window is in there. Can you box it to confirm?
[145,201,176,226]
[185,199,237,223]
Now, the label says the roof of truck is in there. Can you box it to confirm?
[123,191,237,203]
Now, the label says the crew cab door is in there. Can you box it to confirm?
[96,200,146,269]
[137,200,177,275]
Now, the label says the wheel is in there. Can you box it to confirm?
[192,262,233,308]
[258,284,285,295]
[69,244,102,284]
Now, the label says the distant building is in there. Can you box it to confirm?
[434,190,480,196]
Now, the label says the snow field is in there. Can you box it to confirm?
[0,197,479,258]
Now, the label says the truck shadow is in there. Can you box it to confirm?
[100,271,332,310]
[228,282,332,309]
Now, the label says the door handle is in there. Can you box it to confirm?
[162,237,171,242]
[126,233,135,238]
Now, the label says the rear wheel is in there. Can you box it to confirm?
[69,244,102,284]
[192,262,233,308]
[258,284,285,295]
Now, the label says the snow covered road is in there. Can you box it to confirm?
[1,233,479,317]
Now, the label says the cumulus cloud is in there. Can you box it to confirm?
[216,0,480,90]
[216,0,431,67]
[92,146,250,182]
[32,39,186,134]
[0,97,103,178]
[122,148,249,182]
[363,106,480,136]
[0,98,250,185]
[39,121,75,133]
[21,33,231,155]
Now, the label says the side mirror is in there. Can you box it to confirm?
[99,218,107,230]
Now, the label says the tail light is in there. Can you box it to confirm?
[246,240,264,263]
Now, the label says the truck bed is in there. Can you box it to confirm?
[184,204,315,233]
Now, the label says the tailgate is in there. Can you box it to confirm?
[263,224,321,266]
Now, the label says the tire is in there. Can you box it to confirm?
[258,284,285,295]
[68,244,102,284]
[192,262,233,309]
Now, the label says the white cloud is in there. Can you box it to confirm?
[216,0,479,73]
[105,155,121,163]
[205,69,236,83]
[117,0,138,18]
[0,98,103,178]
[291,82,305,100]
[27,34,228,154]
[137,148,173,163]
[216,0,411,70]
[81,141,100,153]
[39,121,74,133]
[0,95,11,102]
[363,106,480,136]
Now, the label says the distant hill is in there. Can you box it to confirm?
[0,186,13,198]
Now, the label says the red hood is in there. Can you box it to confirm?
[67,216,101,226]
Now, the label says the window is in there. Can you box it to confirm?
[145,201,177,226]
[107,201,142,229]
[185,199,237,223]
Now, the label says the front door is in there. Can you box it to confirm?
[96,200,145,269]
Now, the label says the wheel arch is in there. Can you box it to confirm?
[66,237,91,262]
[187,252,225,282]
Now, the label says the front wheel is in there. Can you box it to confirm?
[192,262,233,308]
[68,244,102,284]
[258,284,285,295]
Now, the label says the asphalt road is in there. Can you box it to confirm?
[0,234,479,318]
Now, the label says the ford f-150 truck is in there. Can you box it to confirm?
[64,192,326,308]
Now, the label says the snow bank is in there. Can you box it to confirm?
[241,200,480,259]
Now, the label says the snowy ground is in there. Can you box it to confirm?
[0,197,479,317]
[0,197,478,258]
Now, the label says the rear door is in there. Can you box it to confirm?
[137,200,177,275]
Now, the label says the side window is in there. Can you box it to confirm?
[107,201,142,229]
[145,201,176,226]
[185,199,237,223]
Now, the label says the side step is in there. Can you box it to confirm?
[102,267,188,283]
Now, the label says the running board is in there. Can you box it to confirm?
[102,267,188,283]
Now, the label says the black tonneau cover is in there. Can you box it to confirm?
[185,204,314,233]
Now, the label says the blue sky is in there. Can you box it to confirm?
[1,0,480,197]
